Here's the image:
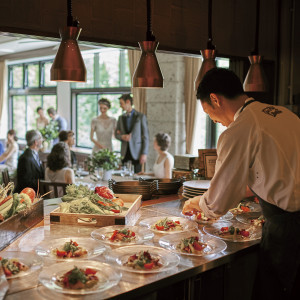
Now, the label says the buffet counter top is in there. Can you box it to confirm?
[3,195,260,300]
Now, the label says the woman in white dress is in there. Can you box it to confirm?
[90,98,116,153]
[152,133,174,179]
[0,129,19,171]
[45,142,75,185]
[36,106,49,130]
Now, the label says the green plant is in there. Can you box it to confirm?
[39,121,59,142]
[86,148,120,172]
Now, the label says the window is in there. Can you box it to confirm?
[72,48,131,151]
[192,58,229,154]
[8,60,57,140]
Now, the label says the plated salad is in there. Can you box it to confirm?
[53,240,87,258]
[230,203,251,215]
[124,250,162,270]
[177,236,207,254]
[218,226,251,239]
[106,228,136,243]
[250,215,265,227]
[151,217,183,232]
[0,256,29,277]
[56,266,99,290]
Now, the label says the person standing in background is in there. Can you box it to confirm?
[0,129,19,171]
[115,94,149,173]
[47,107,67,144]
[90,98,117,153]
[15,130,44,193]
[36,107,49,130]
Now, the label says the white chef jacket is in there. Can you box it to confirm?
[199,99,300,218]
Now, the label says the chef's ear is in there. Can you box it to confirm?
[210,93,221,107]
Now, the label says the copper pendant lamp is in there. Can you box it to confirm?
[243,0,267,92]
[50,0,86,82]
[132,0,163,88]
[195,0,216,92]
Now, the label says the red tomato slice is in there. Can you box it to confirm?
[21,188,36,202]
[94,186,114,199]
[144,262,154,269]
[85,268,97,275]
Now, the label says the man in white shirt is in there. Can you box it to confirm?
[183,68,300,299]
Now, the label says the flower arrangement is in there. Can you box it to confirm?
[86,149,120,173]
[39,122,59,142]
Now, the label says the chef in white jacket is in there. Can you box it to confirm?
[183,68,300,300]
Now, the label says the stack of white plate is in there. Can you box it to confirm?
[182,180,210,200]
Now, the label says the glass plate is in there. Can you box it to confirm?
[139,216,198,234]
[91,225,154,246]
[159,232,227,256]
[181,211,234,224]
[230,201,261,215]
[105,245,180,274]
[39,260,121,295]
[0,251,43,279]
[236,213,265,226]
[203,220,262,242]
[35,237,108,261]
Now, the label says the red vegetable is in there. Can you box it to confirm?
[0,195,12,206]
[155,225,164,231]
[221,227,228,232]
[240,230,250,237]
[111,209,120,213]
[56,250,67,257]
[21,188,36,203]
[94,186,114,199]
[193,241,205,251]
[85,268,97,275]
[144,262,154,269]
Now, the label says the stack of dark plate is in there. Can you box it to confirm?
[108,180,158,200]
[182,180,210,200]
[140,178,182,195]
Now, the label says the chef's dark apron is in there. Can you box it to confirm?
[240,99,300,299]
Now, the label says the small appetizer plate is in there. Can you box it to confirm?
[236,213,265,226]
[39,260,121,295]
[105,245,180,274]
[181,211,233,225]
[159,232,227,257]
[0,251,43,279]
[203,220,262,243]
[91,225,154,246]
[35,237,108,262]
[139,216,198,234]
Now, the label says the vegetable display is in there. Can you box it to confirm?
[106,229,136,243]
[59,185,127,215]
[56,266,99,289]
[177,236,207,254]
[151,217,183,232]
[53,240,87,258]
[124,250,162,270]
[0,257,29,277]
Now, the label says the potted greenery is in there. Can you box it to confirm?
[86,148,120,181]
[39,122,59,151]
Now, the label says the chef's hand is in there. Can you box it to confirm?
[182,196,201,214]
[139,154,147,164]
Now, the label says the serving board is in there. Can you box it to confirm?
[0,199,44,251]
[49,194,142,227]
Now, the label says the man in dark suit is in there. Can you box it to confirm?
[115,94,149,173]
[15,130,44,193]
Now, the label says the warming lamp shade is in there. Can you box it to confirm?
[243,55,267,92]
[50,26,86,82]
[195,49,216,92]
[132,41,163,88]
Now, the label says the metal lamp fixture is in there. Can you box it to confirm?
[50,0,86,82]
[195,0,216,92]
[132,0,163,88]
[243,0,267,92]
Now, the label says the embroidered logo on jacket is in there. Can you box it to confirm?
[262,106,282,117]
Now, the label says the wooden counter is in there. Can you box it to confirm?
[3,195,259,300]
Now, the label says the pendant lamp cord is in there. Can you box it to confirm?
[67,0,79,27]
[146,0,155,41]
[207,0,215,50]
[252,0,260,55]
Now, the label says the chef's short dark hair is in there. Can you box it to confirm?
[197,68,245,104]
[119,94,133,105]
[155,132,171,151]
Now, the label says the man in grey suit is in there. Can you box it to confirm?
[115,94,149,173]
[47,107,68,144]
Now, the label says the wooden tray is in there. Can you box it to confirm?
[49,194,142,227]
[0,199,44,251]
